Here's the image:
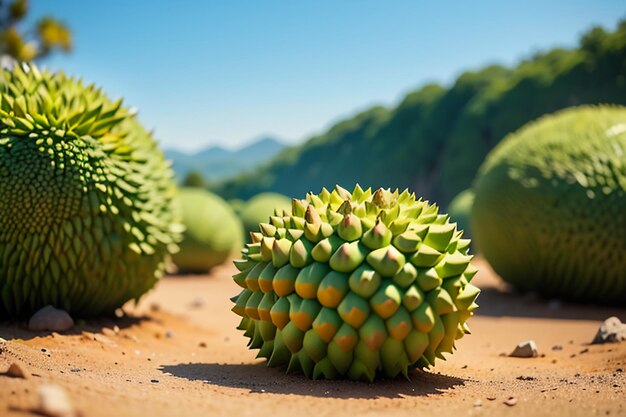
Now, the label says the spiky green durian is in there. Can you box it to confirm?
[0,64,182,317]
[472,106,626,303]
[239,192,291,237]
[231,185,479,381]
[172,188,243,273]
[448,189,474,238]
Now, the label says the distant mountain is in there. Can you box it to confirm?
[213,21,626,207]
[165,137,286,183]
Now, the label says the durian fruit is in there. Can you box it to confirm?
[0,64,182,317]
[172,188,243,273]
[239,192,291,236]
[447,189,474,238]
[231,185,479,381]
[472,106,626,303]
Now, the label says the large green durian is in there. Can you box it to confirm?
[172,188,243,273]
[472,106,626,303]
[0,64,182,317]
[231,185,479,381]
[239,192,291,236]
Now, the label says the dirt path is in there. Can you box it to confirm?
[1,259,624,417]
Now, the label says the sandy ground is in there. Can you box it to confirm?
[0,258,624,417]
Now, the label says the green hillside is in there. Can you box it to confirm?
[213,21,626,207]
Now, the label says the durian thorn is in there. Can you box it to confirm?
[337,200,352,215]
[305,205,321,224]
[334,185,351,200]
[372,188,387,208]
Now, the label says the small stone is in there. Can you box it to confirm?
[503,397,518,406]
[198,342,207,348]
[189,297,205,309]
[28,306,74,332]
[474,399,482,407]
[38,384,76,417]
[6,363,30,379]
[510,340,538,358]
[150,379,159,383]
[552,345,563,351]
[591,317,626,344]
[579,348,589,354]
[486,396,497,401]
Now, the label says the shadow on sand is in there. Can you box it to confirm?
[159,362,466,399]
[0,313,156,341]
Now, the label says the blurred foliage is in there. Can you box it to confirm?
[182,170,206,188]
[212,20,626,208]
[0,0,71,62]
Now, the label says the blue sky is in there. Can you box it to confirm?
[27,1,625,151]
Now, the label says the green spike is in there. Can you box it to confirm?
[411,302,436,333]
[337,213,363,241]
[404,330,429,363]
[312,357,339,380]
[244,262,266,292]
[416,267,443,291]
[359,314,387,351]
[303,329,328,362]
[311,235,343,263]
[348,264,382,298]
[402,284,424,312]
[332,322,359,352]
[426,288,456,315]
[231,289,252,316]
[290,298,321,331]
[281,321,305,353]
[295,262,330,298]
[272,264,299,296]
[361,221,392,249]
[257,291,277,321]
[289,239,313,268]
[380,338,409,378]
[267,330,291,367]
[329,241,366,273]
[312,307,343,342]
[272,238,293,268]
[366,246,406,277]
[258,263,278,293]
[423,315,445,365]
[269,297,290,329]
[292,198,306,217]
[337,292,370,328]
[393,262,418,288]
[317,270,350,307]
[369,282,402,318]
[244,291,263,320]
[393,230,422,253]
[437,312,460,355]
[327,341,353,374]
[435,252,473,278]
[423,223,456,252]
[410,244,444,268]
